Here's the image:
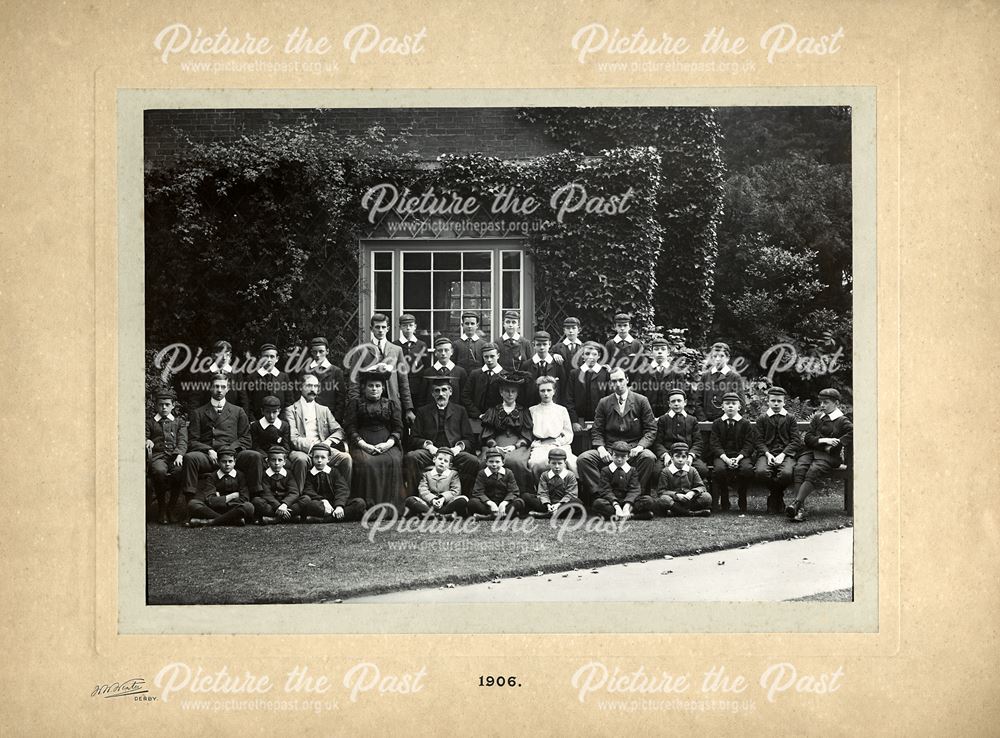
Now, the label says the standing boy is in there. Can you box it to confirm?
[694,341,748,422]
[754,386,803,513]
[452,311,485,374]
[241,342,294,420]
[787,388,853,522]
[523,330,566,406]
[145,389,188,524]
[418,336,468,407]
[497,310,532,372]
[395,313,429,408]
[302,336,346,420]
[604,313,643,367]
[551,316,584,368]
[708,392,757,512]
[463,342,505,418]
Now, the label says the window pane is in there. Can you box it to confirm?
[374,272,391,311]
[374,252,392,270]
[409,311,432,342]
[403,252,431,270]
[403,272,431,309]
[433,310,462,340]
[502,251,520,270]
[434,252,461,270]
[503,272,520,308]
[464,251,490,269]
[433,272,462,309]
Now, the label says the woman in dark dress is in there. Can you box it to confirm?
[344,369,404,509]
[479,371,534,494]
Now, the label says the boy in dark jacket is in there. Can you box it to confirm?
[300,443,367,523]
[591,441,655,520]
[652,388,709,482]
[469,449,524,519]
[787,388,853,522]
[253,445,301,524]
[709,392,757,512]
[186,446,254,527]
[146,389,188,524]
[524,447,583,518]
[754,386,803,513]
[653,442,712,517]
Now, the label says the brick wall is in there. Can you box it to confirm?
[144,107,563,166]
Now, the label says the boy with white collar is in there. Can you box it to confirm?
[652,388,709,482]
[405,447,469,519]
[452,311,485,374]
[253,445,300,524]
[395,313,429,405]
[419,336,468,406]
[591,441,655,520]
[186,446,254,527]
[787,388,853,522]
[551,316,584,368]
[708,392,758,512]
[523,330,566,406]
[146,389,188,524]
[754,386,803,513]
[463,342,505,418]
[524,447,583,518]
[303,336,346,418]
[250,395,291,455]
[694,341,748,422]
[300,443,367,523]
[497,310,532,373]
[653,442,712,517]
[469,449,524,519]
[604,312,643,366]
[241,342,293,420]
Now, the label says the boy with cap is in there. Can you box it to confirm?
[787,388,853,522]
[302,336,347,420]
[523,330,567,406]
[240,342,294,420]
[404,447,469,519]
[523,447,583,518]
[636,337,689,418]
[566,341,611,434]
[653,442,712,517]
[497,310,532,372]
[418,336,468,407]
[463,342,505,418]
[299,443,367,523]
[468,448,525,519]
[452,311,486,375]
[591,440,656,520]
[145,389,188,524]
[406,376,482,495]
[551,316,584,368]
[652,388,709,481]
[186,446,255,527]
[709,392,758,512]
[253,445,301,524]
[694,341,748,422]
[605,313,643,367]
[754,386,803,513]
[250,395,292,455]
[395,313,429,406]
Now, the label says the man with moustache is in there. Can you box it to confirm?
[285,373,353,491]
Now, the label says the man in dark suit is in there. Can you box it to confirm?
[463,341,505,418]
[418,336,468,408]
[345,313,415,425]
[452,311,486,375]
[240,342,295,420]
[522,331,567,407]
[405,377,481,495]
[182,373,263,503]
[394,313,429,412]
[188,339,242,409]
[576,368,658,504]
[301,336,346,420]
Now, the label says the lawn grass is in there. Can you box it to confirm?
[147,487,852,604]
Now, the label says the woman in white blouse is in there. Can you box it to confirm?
[527,375,577,477]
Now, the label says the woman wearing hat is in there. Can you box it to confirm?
[479,371,534,494]
[344,368,404,509]
[527,375,577,477]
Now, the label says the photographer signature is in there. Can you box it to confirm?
[91,678,150,699]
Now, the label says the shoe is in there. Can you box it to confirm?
[185,518,211,528]
[528,510,551,519]
[304,515,330,524]
[473,513,496,521]
[690,509,711,517]
[235,517,246,527]
[633,510,654,521]
[784,504,797,520]
[261,516,277,525]
[157,512,170,525]
[792,505,807,522]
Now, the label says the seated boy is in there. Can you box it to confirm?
[653,442,712,517]
[404,447,469,518]
[146,389,188,524]
[590,441,655,520]
[787,388,853,522]
[300,443,367,523]
[468,449,524,519]
[708,392,757,512]
[754,386,803,513]
[253,445,301,524]
[186,446,254,527]
[524,447,583,518]
[250,395,292,455]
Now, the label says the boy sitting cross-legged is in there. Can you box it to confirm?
[468,448,524,520]
[590,441,656,521]
[299,443,367,523]
[252,445,301,524]
[653,442,712,517]
[404,447,470,519]
[524,447,584,519]
[186,446,254,527]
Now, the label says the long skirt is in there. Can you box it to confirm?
[351,447,404,510]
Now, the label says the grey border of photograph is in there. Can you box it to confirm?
[118,87,876,634]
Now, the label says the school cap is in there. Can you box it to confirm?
[502,310,519,320]
[259,342,278,354]
[608,440,632,454]
[217,446,237,459]
[562,317,580,327]
[460,311,480,322]
[434,447,454,458]
[721,392,741,403]
[767,386,787,396]
[309,443,332,455]
[710,341,730,355]
[669,442,690,455]
[481,342,499,353]
[818,388,842,401]
[548,447,567,460]
[154,389,176,401]
[261,395,282,409]
[310,336,328,348]
[434,336,453,347]
[649,336,669,348]
[484,448,504,460]
[267,445,287,456]
[613,313,632,323]
[399,313,416,324]
[667,387,687,399]
[532,330,551,342]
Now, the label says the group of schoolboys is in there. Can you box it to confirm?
[147,311,851,527]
